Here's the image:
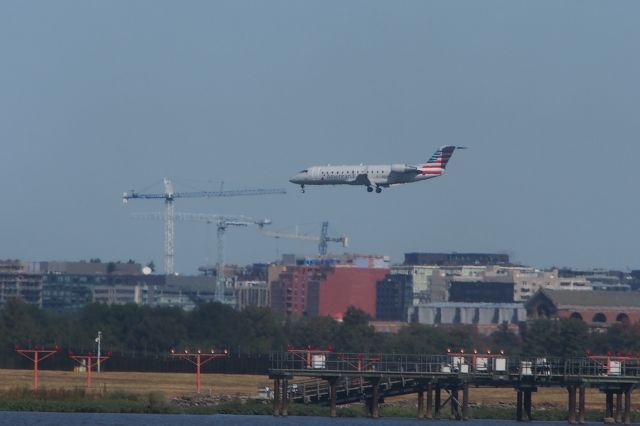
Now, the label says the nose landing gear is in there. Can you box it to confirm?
[300,184,306,193]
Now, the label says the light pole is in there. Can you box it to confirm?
[95,331,102,372]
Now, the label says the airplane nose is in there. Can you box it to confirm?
[289,173,303,184]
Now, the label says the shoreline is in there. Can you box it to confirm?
[0,389,635,422]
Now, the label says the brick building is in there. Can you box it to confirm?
[525,289,640,326]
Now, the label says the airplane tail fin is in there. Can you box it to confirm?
[419,146,465,175]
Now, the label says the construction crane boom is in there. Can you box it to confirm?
[263,221,348,256]
[123,188,286,202]
[123,177,285,275]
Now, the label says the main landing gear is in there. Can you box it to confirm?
[366,186,382,193]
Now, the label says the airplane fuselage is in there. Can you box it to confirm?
[289,146,463,193]
[291,164,438,186]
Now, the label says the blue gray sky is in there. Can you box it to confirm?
[1,1,639,273]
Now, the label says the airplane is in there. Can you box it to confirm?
[289,145,466,193]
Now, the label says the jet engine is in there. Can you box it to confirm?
[390,164,417,173]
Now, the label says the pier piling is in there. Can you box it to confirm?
[281,378,289,417]
[328,378,337,418]
[273,378,281,417]
[417,382,425,419]
[516,390,523,422]
[426,382,434,419]
[568,385,577,425]
[624,387,632,425]
[577,385,585,425]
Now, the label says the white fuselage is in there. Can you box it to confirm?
[289,146,462,193]
[290,164,441,188]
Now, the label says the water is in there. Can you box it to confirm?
[0,413,602,426]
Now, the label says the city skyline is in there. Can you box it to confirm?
[1,2,639,273]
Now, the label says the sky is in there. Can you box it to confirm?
[1,1,639,274]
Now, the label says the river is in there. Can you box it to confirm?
[0,413,599,426]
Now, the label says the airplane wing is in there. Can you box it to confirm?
[351,173,372,186]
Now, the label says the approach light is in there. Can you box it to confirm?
[499,350,505,355]
[170,349,175,354]
[197,349,201,354]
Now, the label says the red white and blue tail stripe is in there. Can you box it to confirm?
[418,146,463,176]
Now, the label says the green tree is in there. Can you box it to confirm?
[335,307,378,352]
[522,318,589,357]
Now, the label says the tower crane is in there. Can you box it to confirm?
[131,212,271,303]
[123,177,285,275]
[262,221,348,256]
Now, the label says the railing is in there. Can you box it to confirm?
[270,352,640,381]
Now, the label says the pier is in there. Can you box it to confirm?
[269,350,639,423]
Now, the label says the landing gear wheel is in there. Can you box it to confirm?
[375,187,382,193]
[300,185,305,194]
[366,186,373,193]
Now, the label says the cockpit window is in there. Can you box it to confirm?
[299,169,308,173]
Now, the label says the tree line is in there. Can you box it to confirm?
[1,299,640,363]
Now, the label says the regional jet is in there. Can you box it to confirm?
[290,146,465,193]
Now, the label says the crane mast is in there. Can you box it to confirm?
[123,177,285,275]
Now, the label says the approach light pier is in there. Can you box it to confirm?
[269,350,640,424]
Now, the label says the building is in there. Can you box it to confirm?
[0,260,43,307]
[270,265,324,316]
[308,266,389,318]
[92,284,144,305]
[525,289,640,326]
[404,252,510,267]
[270,255,390,317]
[376,274,413,321]
[409,302,526,334]
[230,280,270,310]
[448,281,515,303]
